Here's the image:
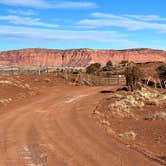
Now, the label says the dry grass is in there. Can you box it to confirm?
[0,79,31,89]
[108,87,166,118]
[0,98,12,105]
[119,131,137,140]
[145,112,166,121]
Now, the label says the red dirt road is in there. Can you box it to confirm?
[0,85,161,166]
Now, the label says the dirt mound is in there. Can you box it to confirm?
[0,74,67,111]
[93,87,166,164]
[107,87,166,118]
[94,86,166,120]
[0,76,34,108]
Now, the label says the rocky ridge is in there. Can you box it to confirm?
[0,48,166,67]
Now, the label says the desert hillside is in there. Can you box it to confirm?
[0,48,166,67]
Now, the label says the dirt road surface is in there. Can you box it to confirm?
[0,85,161,166]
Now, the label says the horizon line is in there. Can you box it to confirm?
[0,47,166,52]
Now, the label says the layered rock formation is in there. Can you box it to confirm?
[0,48,166,67]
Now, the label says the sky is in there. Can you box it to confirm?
[0,0,166,50]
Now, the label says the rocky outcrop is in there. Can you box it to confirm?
[0,48,166,67]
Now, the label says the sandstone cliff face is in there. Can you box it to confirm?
[0,48,166,67]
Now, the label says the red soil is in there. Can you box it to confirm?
[0,74,164,166]
[93,89,166,165]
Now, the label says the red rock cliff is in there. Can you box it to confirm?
[0,48,166,67]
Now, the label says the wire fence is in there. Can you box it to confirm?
[0,66,126,86]
[62,73,126,86]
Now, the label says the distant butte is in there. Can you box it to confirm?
[0,48,166,67]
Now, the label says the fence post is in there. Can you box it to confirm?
[38,66,41,75]
[47,67,48,74]
[117,75,120,85]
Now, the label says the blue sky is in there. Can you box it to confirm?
[0,0,166,50]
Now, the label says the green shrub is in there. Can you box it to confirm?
[125,64,142,91]
[72,70,80,74]
[120,60,129,65]
[105,72,111,77]
[102,60,113,71]
[86,63,101,74]
[156,63,166,79]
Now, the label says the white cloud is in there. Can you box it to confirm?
[8,9,36,16]
[78,12,166,32]
[0,0,97,9]
[124,14,166,21]
[0,0,49,8]
[0,25,136,47]
[0,15,58,28]
[92,13,166,22]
